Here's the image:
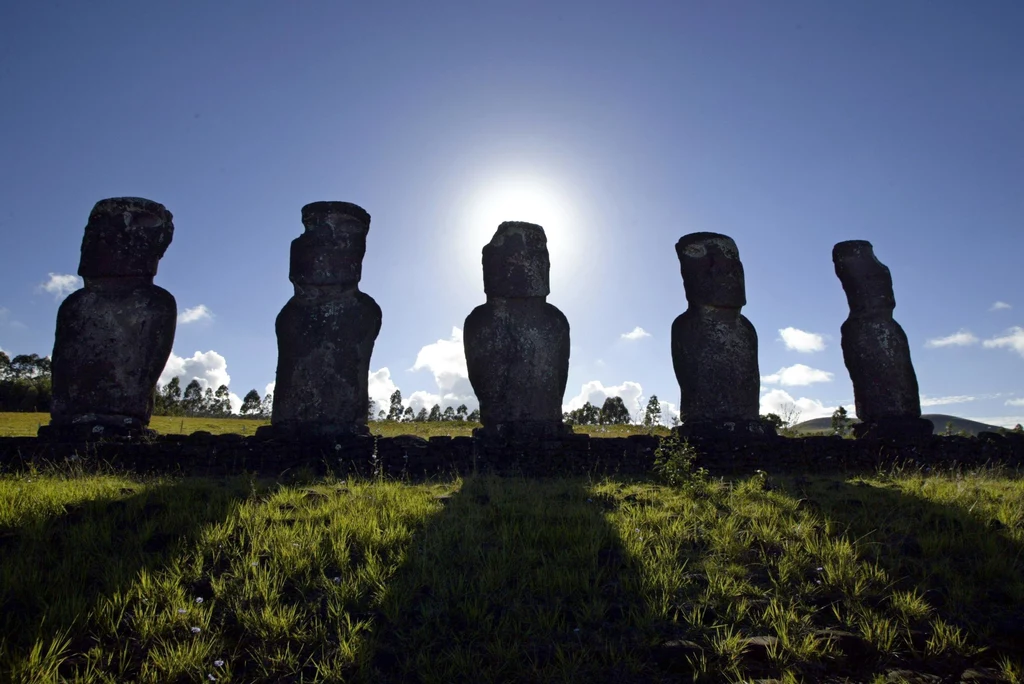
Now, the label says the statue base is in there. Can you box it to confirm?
[853,417,934,440]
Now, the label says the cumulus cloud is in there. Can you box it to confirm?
[409,327,477,409]
[990,301,1012,311]
[983,327,1024,358]
[925,330,979,348]
[563,380,644,419]
[159,350,242,412]
[1004,398,1024,407]
[40,273,83,300]
[265,381,276,398]
[367,368,400,414]
[761,364,834,386]
[778,327,825,353]
[759,388,853,422]
[621,326,651,341]
[919,395,975,407]
[178,304,213,324]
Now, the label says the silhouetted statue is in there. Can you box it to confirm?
[671,232,771,438]
[270,202,381,438]
[464,222,570,441]
[833,240,932,439]
[44,197,176,438]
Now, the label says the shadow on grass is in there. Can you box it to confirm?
[358,475,666,684]
[0,474,258,677]
[778,472,1024,674]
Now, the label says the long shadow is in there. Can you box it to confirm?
[0,470,259,678]
[357,475,675,684]
[777,471,1024,676]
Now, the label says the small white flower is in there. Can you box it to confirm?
[191,626,201,634]
[587,498,593,503]
[208,675,216,682]
[178,608,187,614]
[195,597,204,604]
[214,659,224,667]
[334,444,342,451]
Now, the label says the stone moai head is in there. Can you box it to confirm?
[78,198,174,279]
[675,232,746,308]
[290,202,370,289]
[482,221,551,298]
[832,241,896,316]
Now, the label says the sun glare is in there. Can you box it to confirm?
[460,173,581,293]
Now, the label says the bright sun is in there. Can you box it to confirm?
[459,173,580,293]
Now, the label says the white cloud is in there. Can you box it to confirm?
[409,327,477,409]
[990,301,1012,311]
[778,327,825,353]
[159,349,242,412]
[367,368,399,414]
[405,390,443,413]
[759,388,854,422]
[40,273,83,300]
[925,330,979,348]
[657,399,680,426]
[563,379,644,419]
[621,326,651,341]
[178,304,213,324]
[1005,398,1024,407]
[983,327,1024,359]
[919,395,975,407]
[761,364,834,386]
[265,381,276,399]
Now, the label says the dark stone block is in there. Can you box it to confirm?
[465,222,570,445]
[671,233,769,438]
[45,198,176,438]
[834,241,926,435]
[270,202,381,439]
[852,417,934,440]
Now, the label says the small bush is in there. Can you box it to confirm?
[652,431,708,490]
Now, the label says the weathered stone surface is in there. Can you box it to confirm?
[464,222,570,442]
[671,233,771,439]
[270,202,381,438]
[833,241,932,439]
[44,198,176,439]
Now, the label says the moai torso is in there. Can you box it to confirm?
[48,198,176,437]
[271,202,381,437]
[833,241,931,438]
[670,232,766,436]
[463,222,570,440]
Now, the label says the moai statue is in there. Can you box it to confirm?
[44,197,176,439]
[464,222,571,442]
[833,241,932,439]
[269,202,381,438]
[671,232,771,438]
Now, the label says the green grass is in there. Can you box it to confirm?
[1,456,1022,682]
[0,413,671,438]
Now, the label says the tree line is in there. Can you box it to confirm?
[373,390,480,423]
[0,352,52,412]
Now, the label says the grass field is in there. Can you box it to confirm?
[0,452,1022,682]
[0,413,670,439]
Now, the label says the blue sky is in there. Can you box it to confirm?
[1,1,1022,426]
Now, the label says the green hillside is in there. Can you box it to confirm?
[791,413,1005,436]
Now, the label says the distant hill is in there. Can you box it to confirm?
[790,414,1004,437]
